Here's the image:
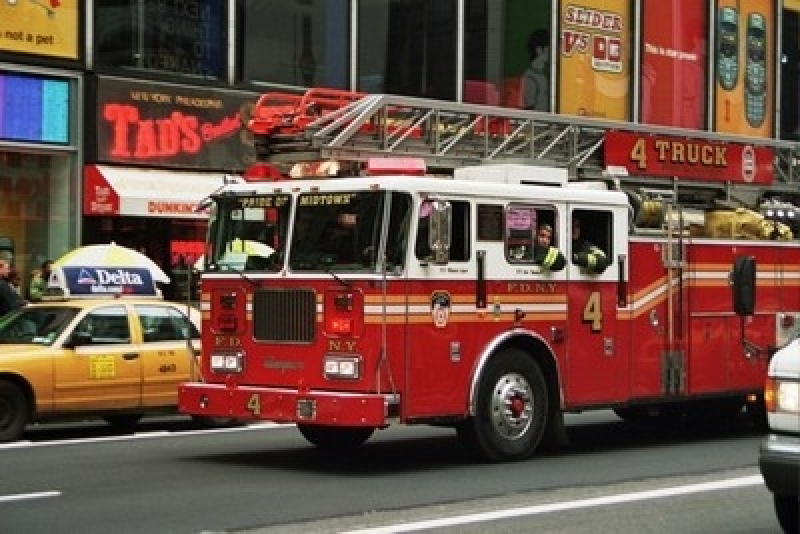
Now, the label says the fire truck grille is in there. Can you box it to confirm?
[252,288,316,342]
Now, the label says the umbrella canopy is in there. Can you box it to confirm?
[53,243,170,283]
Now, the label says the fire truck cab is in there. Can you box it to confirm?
[179,89,799,462]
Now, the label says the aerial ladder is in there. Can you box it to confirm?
[247,88,800,193]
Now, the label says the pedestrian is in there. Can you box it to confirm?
[521,28,550,111]
[532,223,565,271]
[571,219,610,274]
[0,258,23,317]
[27,259,53,302]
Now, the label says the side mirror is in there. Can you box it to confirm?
[64,331,92,349]
[428,199,452,265]
[732,255,756,316]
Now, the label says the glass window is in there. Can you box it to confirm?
[73,306,131,345]
[0,306,80,345]
[0,150,74,290]
[136,305,198,342]
[505,205,558,264]
[94,0,227,79]
[290,191,385,271]
[416,199,470,261]
[358,0,457,100]
[239,0,349,89]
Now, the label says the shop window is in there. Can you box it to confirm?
[94,0,226,79]
[358,0,457,100]
[239,0,348,89]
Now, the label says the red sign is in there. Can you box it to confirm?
[604,131,773,185]
[83,164,120,215]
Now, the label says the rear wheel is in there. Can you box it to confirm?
[774,494,799,534]
[458,348,548,462]
[104,414,142,431]
[297,424,375,450]
[0,381,29,443]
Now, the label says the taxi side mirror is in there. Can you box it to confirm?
[64,331,92,349]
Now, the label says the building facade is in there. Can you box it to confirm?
[0,0,797,295]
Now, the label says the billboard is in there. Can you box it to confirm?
[95,77,258,171]
[0,0,78,59]
[558,1,631,119]
[714,0,774,137]
[640,0,707,129]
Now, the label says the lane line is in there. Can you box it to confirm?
[0,491,61,504]
[342,475,764,534]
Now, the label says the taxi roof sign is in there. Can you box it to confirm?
[48,266,161,299]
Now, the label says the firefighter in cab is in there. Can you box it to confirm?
[532,224,565,271]
[571,218,609,274]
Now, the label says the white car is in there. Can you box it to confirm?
[759,335,800,534]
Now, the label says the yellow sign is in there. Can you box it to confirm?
[558,1,631,120]
[0,0,78,59]
[90,355,116,379]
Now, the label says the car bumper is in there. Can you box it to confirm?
[759,433,800,497]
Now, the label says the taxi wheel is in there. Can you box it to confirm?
[104,414,142,431]
[0,381,29,443]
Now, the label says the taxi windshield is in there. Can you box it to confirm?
[207,194,291,271]
[0,306,80,345]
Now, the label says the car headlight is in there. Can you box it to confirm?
[765,377,800,414]
[210,351,244,373]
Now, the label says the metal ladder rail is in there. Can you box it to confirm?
[253,92,800,189]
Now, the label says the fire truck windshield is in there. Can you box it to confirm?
[208,194,291,271]
[209,191,413,273]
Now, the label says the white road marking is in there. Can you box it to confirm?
[0,491,61,504]
[0,422,287,450]
[341,475,765,534]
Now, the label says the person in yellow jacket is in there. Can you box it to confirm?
[532,224,565,271]
[571,219,610,274]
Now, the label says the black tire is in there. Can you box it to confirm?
[0,381,29,443]
[104,414,143,431]
[458,348,548,462]
[774,494,799,534]
[191,415,241,429]
[297,424,374,450]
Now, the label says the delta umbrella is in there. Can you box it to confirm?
[53,242,170,283]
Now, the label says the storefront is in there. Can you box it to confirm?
[84,76,258,300]
[0,65,82,285]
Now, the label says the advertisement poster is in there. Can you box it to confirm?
[640,0,707,129]
[95,77,258,171]
[0,0,78,59]
[558,1,631,119]
[714,0,774,137]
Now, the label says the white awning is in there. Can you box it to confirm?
[83,164,231,219]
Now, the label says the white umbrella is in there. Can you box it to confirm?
[53,242,170,283]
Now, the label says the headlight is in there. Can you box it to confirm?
[765,377,800,414]
[323,354,361,380]
[210,351,244,373]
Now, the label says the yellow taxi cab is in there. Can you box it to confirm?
[0,265,219,442]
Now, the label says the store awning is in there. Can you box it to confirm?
[83,164,231,219]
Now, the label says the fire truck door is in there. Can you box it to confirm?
[566,209,625,404]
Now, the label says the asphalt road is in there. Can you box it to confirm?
[0,411,783,533]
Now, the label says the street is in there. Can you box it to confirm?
[0,411,784,533]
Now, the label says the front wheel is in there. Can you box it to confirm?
[774,494,799,534]
[0,381,29,443]
[458,348,548,462]
[297,424,375,450]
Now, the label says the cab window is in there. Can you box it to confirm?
[136,305,198,342]
[73,306,130,345]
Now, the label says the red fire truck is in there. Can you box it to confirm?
[179,88,800,461]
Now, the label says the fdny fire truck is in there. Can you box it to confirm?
[179,89,799,461]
